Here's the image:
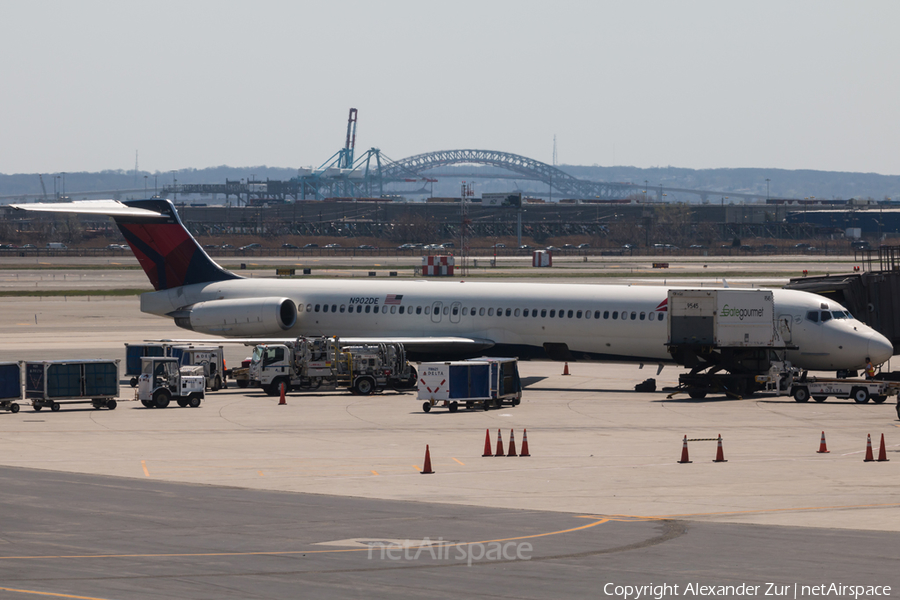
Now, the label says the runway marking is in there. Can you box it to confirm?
[452,457,465,466]
[583,501,900,521]
[140,460,149,477]
[257,471,264,477]
[371,470,379,476]
[0,586,111,599]
[0,517,610,561]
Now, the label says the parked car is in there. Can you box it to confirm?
[202,244,218,250]
[357,245,377,250]
[221,244,234,249]
[577,243,591,249]
[281,243,299,249]
[303,243,319,249]
[324,243,341,248]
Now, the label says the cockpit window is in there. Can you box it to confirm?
[806,311,819,323]
[832,311,847,319]
[820,311,832,323]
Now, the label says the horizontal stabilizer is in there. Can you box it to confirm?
[10,199,165,219]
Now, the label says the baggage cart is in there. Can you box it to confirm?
[24,359,120,411]
[0,362,22,413]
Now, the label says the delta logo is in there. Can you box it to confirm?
[655,298,668,312]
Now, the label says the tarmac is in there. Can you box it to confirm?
[0,258,897,598]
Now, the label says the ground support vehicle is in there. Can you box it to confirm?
[418,358,522,413]
[171,345,226,391]
[25,359,120,411]
[249,337,416,396]
[665,289,793,399]
[229,358,252,388]
[0,362,22,413]
[136,357,205,408]
[754,363,900,404]
[125,343,170,387]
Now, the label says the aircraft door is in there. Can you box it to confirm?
[431,301,443,323]
[778,314,793,344]
[450,301,462,324]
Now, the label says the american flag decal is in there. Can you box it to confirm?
[385,294,404,305]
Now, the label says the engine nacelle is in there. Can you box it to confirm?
[172,297,297,336]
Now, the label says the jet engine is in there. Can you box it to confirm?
[171,297,297,336]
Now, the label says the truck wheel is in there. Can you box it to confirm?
[130,377,138,388]
[153,389,171,408]
[872,395,887,404]
[10,403,19,414]
[792,387,810,403]
[422,401,431,413]
[51,402,61,412]
[33,405,42,412]
[211,376,221,391]
[189,395,201,408]
[813,395,828,403]
[141,399,153,408]
[106,400,117,410]
[512,397,521,406]
[449,401,458,413]
[353,377,375,396]
[177,399,188,408]
[688,390,707,399]
[851,387,870,404]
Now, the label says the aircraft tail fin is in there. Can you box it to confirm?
[11,198,241,291]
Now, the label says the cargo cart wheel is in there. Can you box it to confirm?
[813,396,827,403]
[177,399,188,408]
[792,387,810,403]
[688,390,707,400]
[141,399,153,408]
[106,400,117,410]
[872,395,887,404]
[353,377,375,396]
[153,389,171,409]
[189,395,201,408]
[130,377,138,388]
[422,401,431,413]
[449,401,458,413]
[50,402,60,412]
[482,400,491,411]
[10,403,19,414]
[33,405,42,412]
[512,397,521,406]
[851,387,870,404]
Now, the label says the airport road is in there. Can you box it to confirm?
[0,467,896,600]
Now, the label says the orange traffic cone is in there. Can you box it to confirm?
[520,429,531,457]
[278,382,286,405]
[482,428,493,457]
[817,431,829,454]
[495,428,504,456]
[562,362,570,376]
[864,434,875,462]
[507,429,517,457]
[713,434,727,463]
[678,435,691,464]
[421,445,434,474]
[877,434,890,462]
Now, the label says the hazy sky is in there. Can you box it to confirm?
[1,1,898,176]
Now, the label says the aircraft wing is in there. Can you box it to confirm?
[149,336,496,358]
[10,199,165,219]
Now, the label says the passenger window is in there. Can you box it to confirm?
[479,307,485,316]
[443,306,449,315]
[631,312,637,320]
[559,310,565,318]
[594,310,600,319]
[340,305,346,313]
[541,309,547,317]
[471,306,476,314]
[612,311,618,319]
[649,312,655,321]
[357,305,363,313]
[462,307,468,316]
[506,308,512,317]
[314,304,320,312]
[322,305,329,313]
[567,310,573,318]
[365,306,371,313]
[332,305,337,312]
[523,309,529,317]
[425,306,431,315]
[497,307,503,315]
[806,311,819,323]
[658,313,665,322]
[640,312,645,320]
[306,304,312,313]
[604,311,609,319]
[820,311,832,323]
[514,308,521,317]
[576,310,583,318]
[382,306,388,314]
[298,303,305,313]
[390,306,396,314]
[488,308,494,316]
[550,309,556,317]
[399,306,405,314]
[416,306,422,314]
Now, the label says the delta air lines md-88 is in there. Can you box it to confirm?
[12,198,894,372]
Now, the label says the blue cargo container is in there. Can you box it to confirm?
[418,358,521,412]
[0,362,22,413]
[24,359,120,411]
[125,343,169,378]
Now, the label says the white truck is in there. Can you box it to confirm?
[754,361,900,404]
[249,336,416,396]
[171,345,227,391]
[137,356,206,408]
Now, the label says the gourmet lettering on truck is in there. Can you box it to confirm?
[715,290,776,347]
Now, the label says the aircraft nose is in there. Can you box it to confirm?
[868,332,894,365]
